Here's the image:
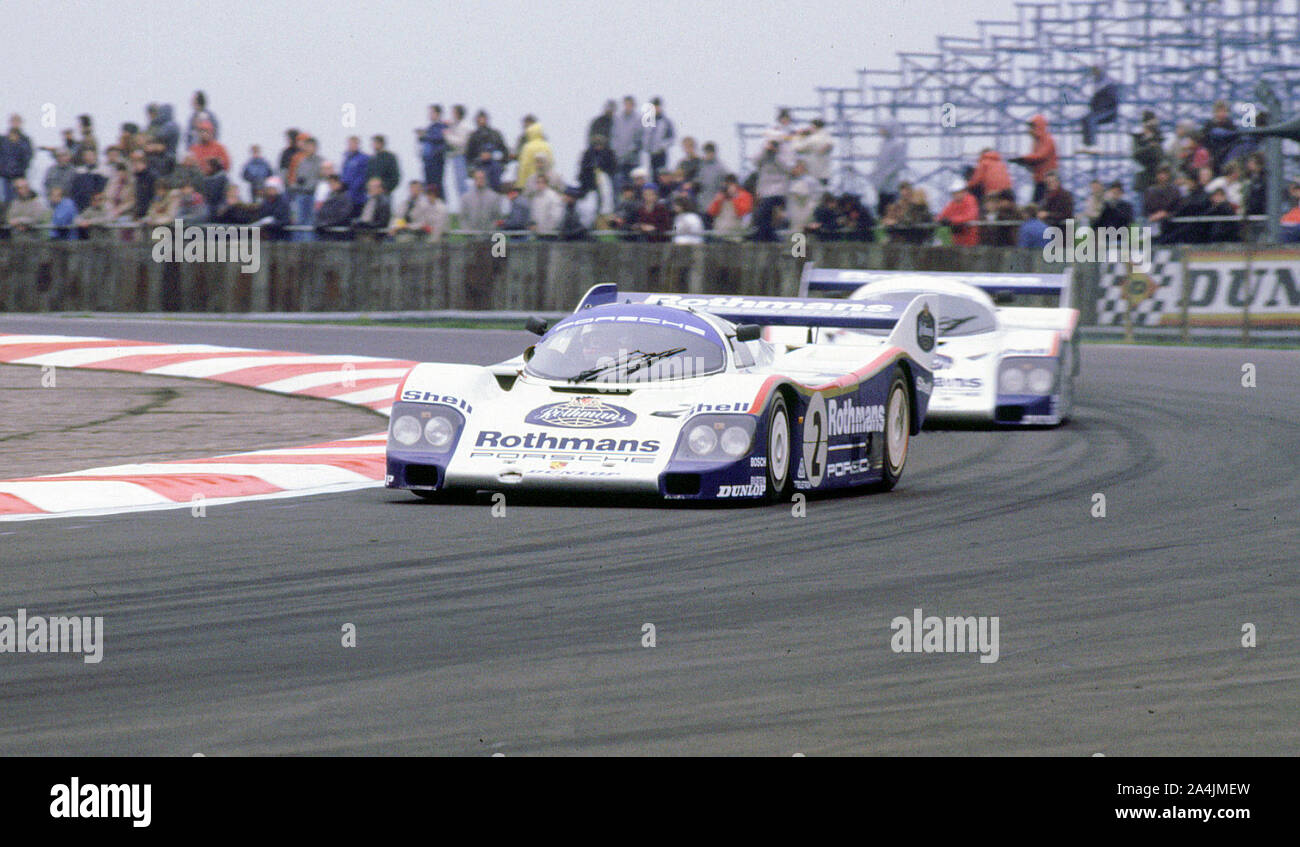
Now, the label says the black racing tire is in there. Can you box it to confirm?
[765,392,794,502]
[1058,344,1076,424]
[873,367,912,492]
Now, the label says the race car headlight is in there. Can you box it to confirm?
[388,403,465,453]
[687,424,718,456]
[392,415,422,446]
[424,415,455,448]
[999,367,1026,394]
[999,358,1056,396]
[720,426,751,457]
[673,415,757,462]
[1027,366,1054,395]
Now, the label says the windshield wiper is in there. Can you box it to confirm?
[621,347,687,379]
[568,349,646,384]
[568,347,687,384]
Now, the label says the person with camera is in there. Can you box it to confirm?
[1009,115,1057,202]
[705,174,753,239]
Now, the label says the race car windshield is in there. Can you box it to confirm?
[526,321,726,383]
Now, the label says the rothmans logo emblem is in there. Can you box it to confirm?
[916,306,937,353]
[525,397,637,428]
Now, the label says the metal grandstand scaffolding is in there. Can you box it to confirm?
[738,0,1300,206]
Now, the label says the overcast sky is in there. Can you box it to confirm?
[8,0,1023,193]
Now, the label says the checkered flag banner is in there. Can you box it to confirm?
[1097,248,1179,326]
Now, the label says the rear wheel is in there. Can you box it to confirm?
[874,369,912,492]
[765,393,793,502]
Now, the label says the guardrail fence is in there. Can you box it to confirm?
[1,239,1297,342]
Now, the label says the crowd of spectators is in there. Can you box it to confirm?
[865,90,1297,248]
[0,86,1296,245]
[1125,99,1284,243]
[0,91,769,244]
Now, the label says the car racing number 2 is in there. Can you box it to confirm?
[802,392,829,487]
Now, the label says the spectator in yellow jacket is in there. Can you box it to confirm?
[515,123,554,190]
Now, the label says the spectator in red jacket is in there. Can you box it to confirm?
[188,121,230,176]
[938,180,980,246]
[1174,131,1212,181]
[1280,181,1300,243]
[966,148,1012,202]
[1010,115,1058,202]
[705,175,753,236]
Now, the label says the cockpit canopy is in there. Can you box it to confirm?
[525,305,729,384]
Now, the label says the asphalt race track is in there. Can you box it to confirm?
[1,315,1296,755]
[0,364,382,479]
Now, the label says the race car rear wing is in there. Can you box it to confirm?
[796,264,1073,306]
[576,283,913,331]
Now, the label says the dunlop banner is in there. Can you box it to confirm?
[1098,247,1300,328]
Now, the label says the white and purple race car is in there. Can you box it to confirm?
[385,283,938,502]
[790,266,1081,426]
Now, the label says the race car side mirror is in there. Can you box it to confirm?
[734,324,762,342]
[525,316,550,336]
[523,345,535,362]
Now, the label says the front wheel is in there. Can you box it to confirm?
[873,369,912,492]
[765,393,793,502]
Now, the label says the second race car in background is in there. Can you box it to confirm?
[787,265,1081,426]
